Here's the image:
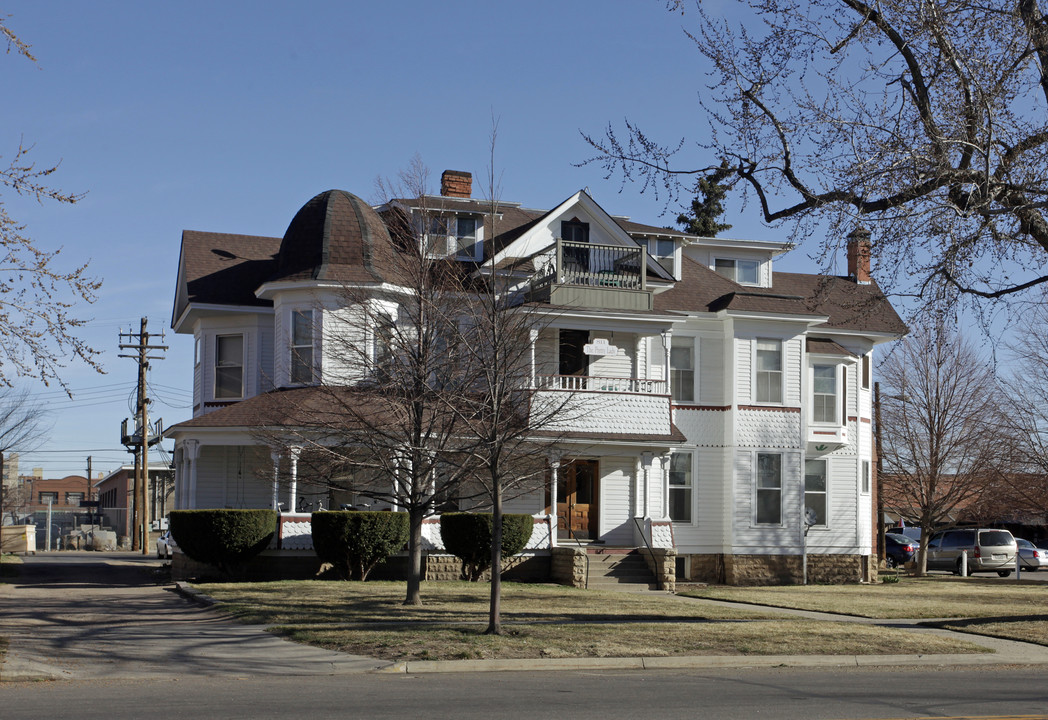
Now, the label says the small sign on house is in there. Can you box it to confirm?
[584,338,620,356]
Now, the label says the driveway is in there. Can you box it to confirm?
[0,552,384,681]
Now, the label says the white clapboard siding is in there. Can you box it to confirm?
[599,456,634,545]
[699,335,726,405]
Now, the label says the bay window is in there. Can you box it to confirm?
[812,364,837,423]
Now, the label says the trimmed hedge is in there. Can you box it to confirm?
[169,509,276,577]
[311,511,409,580]
[439,512,533,581]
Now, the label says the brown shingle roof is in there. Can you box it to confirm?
[654,256,907,335]
[178,230,280,312]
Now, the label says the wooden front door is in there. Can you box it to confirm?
[551,459,599,540]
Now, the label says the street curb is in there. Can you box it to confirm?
[376,650,1048,675]
[174,581,217,606]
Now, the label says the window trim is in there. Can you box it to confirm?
[714,257,761,286]
[861,353,871,390]
[754,451,784,526]
[754,338,784,405]
[214,333,245,400]
[803,458,828,528]
[861,459,871,494]
[668,451,695,525]
[639,237,676,277]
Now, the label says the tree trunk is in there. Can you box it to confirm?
[485,481,503,635]
[404,509,424,605]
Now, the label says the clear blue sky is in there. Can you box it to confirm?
[2,1,823,479]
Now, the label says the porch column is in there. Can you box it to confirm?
[640,452,653,519]
[661,330,672,396]
[548,451,562,547]
[270,449,281,512]
[288,447,301,513]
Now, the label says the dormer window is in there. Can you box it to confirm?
[290,310,314,385]
[639,237,676,276]
[715,258,759,285]
[419,213,483,261]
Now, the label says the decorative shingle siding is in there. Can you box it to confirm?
[736,408,800,449]
[538,391,672,436]
[672,407,729,447]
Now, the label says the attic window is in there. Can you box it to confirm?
[639,238,675,276]
[715,258,759,285]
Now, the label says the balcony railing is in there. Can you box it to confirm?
[536,374,668,395]
[531,239,645,293]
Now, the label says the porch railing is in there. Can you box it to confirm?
[536,374,668,395]
[531,239,645,292]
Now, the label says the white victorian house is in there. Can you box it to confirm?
[166,170,906,585]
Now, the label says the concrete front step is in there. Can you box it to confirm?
[582,548,660,590]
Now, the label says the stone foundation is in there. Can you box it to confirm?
[640,547,676,592]
[679,553,871,586]
[423,553,550,582]
[551,547,587,587]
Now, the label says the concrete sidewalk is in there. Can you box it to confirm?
[3,552,1048,681]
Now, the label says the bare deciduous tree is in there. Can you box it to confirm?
[584,1,1048,304]
[257,159,481,605]
[1,17,101,388]
[0,387,50,526]
[879,320,1002,574]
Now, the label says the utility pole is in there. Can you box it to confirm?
[119,318,167,555]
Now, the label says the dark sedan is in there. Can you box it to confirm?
[885,533,918,568]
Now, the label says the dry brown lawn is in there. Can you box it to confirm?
[678,576,1048,619]
[194,580,988,662]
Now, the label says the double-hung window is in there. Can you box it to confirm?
[715,258,759,285]
[455,216,479,260]
[215,334,244,399]
[290,310,314,385]
[670,337,695,402]
[812,364,837,423]
[756,452,782,524]
[668,452,694,523]
[39,491,57,505]
[804,459,827,527]
[756,339,783,403]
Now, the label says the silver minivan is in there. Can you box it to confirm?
[926,528,1017,576]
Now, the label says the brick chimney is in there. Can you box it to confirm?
[440,170,472,198]
[847,227,871,284]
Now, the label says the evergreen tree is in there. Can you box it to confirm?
[676,161,733,237]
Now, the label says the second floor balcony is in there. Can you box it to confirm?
[528,239,653,311]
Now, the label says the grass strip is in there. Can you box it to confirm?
[678,577,1048,619]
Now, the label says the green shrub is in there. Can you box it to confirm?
[311,511,409,580]
[439,512,533,581]
[169,509,276,577]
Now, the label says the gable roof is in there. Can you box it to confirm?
[172,230,281,327]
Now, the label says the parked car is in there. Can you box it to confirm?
[925,528,1016,576]
[156,530,177,559]
[1015,538,1046,571]
[884,533,918,568]
[886,526,923,543]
